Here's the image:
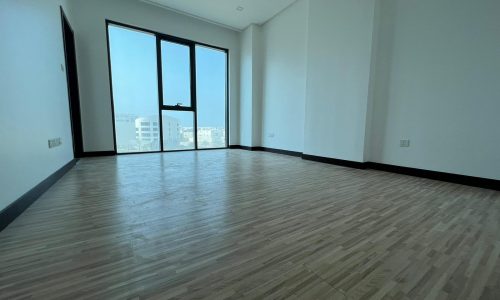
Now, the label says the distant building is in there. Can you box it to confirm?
[198,127,226,148]
[115,114,138,152]
[162,115,182,149]
[135,117,160,151]
[115,113,224,151]
[198,128,213,146]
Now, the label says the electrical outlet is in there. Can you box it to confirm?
[400,139,410,147]
[268,133,275,138]
[60,64,65,72]
[48,138,62,149]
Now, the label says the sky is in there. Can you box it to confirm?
[108,25,226,128]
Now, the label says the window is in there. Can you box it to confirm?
[161,41,191,108]
[107,21,228,153]
[196,45,227,149]
[108,25,160,153]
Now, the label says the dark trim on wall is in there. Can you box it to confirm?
[0,159,78,232]
[259,147,302,157]
[230,145,499,191]
[367,162,500,191]
[82,151,117,157]
[229,145,259,151]
[302,154,367,169]
[230,146,301,157]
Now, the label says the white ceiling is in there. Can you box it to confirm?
[141,0,298,31]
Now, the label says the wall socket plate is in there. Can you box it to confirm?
[400,139,410,147]
[48,138,62,149]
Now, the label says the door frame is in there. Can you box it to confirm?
[60,7,84,158]
[105,20,230,154]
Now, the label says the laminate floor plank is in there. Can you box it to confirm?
[0,150,499,299]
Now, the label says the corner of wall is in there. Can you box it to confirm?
[239,24,264,147]
[251,24,263,147]
[363,0,382,162]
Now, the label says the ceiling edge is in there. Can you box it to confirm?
[140,0,243,32]
[260,0,299,27]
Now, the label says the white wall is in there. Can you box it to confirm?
[0,0,75,211]
[260,0,309,152]
[239,26,254,146]
[241,0,498,180]
[303,0,376,162]
[67,0,241,151]
[239,24,263,147]
[370,0,500,180]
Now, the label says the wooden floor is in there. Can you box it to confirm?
[1,150,499,299]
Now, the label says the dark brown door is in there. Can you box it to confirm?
[61,8,84,158]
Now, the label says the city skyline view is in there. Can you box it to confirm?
[115,113,225,153]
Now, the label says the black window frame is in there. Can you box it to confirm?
[159,39,194,110]
[105,19,230,154]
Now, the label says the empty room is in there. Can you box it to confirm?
[1,0,500,299]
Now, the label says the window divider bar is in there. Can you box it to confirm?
[162,105,195,112]
[156,37,164,152]
[190,43,198,150]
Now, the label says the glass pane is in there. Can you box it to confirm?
[195,46,227,149]
[162,111,194,151]
[108,25,160,153]
[161,41,191,107]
